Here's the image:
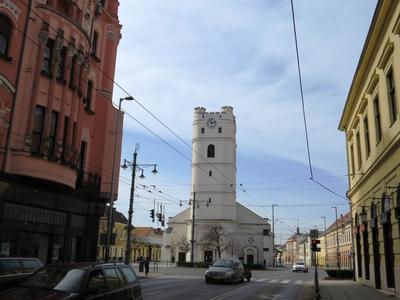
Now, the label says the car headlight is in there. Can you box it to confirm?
[205,271,209,275]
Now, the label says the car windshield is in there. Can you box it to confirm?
[212,260,234,268]
[22,267,85,293]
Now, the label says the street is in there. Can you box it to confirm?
[135,265,396,300]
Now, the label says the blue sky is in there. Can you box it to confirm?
[112,0,377,242]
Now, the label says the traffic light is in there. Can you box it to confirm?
[150,209,155,222]
[157,212,162,222]
[311,239,321,252]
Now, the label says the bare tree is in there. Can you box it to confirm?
[201,224,229,258]
[177,236,191,254]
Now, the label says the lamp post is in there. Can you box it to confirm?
[321,216,328,268]
[332,206,341,269]
[105,95,133,262]
[121,143,158,265]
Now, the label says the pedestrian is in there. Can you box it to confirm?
[144,257,150,276]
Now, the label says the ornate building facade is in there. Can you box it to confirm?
[0,0,123,264]
[339,0,400,295]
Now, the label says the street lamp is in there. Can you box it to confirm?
[105,95,134,262]
[122,143,158,265]
[332,206,341,269]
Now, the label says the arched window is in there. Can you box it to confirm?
[0,14,12,57]
[207,144,215,158]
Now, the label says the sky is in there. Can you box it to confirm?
[112,0,377,243]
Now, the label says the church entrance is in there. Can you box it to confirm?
[247,254,254,264]
[178,252,186,262]
[204,250,213,262]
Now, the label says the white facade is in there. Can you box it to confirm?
[161,107,273,266]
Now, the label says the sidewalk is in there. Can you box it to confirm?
[301,280,397,300]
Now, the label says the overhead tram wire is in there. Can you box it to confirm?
[17,0,340,211]
[290,0,348,200]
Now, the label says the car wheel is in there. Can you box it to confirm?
[240,276,244,283]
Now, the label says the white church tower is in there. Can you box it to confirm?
[191,106,236,221]
[161,107,273,266]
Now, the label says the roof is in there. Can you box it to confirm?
[327,211,351,232]
[104,206,128,224]
[133,227,163,237]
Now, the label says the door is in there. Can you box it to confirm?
[103,267,127,300]
[178,252,186,262]
[85,269,108,300]
[247,255,254,265]
[372,228,381,289]
[204,251,213,263]
[382,218,395,288]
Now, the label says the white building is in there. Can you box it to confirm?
[161,106,273,266]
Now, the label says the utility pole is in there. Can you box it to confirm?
[190,188,196,263]
[321,216,328,268]
[272,204,277,268]
[332,206,341,269]
[121,143,158,265]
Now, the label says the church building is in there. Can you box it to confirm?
[161,106,273,266]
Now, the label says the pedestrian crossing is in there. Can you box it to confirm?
[156,275,312,285]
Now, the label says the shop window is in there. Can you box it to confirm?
[0,14,12,58]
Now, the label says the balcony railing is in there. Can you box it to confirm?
[76,171,101,194]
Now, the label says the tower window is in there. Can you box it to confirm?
[207,144,215,158]
[218,127,222,133]
[201,127,205,134]
[209,170,212,176]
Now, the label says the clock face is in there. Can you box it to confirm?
[207,118,217,128]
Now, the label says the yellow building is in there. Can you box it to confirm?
[339,0,400,295]
[97,207,128,261]
[131,227,163,262]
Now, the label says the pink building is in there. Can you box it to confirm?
[0,0,123,264]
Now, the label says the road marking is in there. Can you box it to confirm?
[294,280,303,285]
[143,290,164,296]
[209,285,253,300]
[269,279,279,283]
[280,280,290,284]
[254,278,268,282]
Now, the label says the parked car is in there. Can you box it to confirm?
[0,257,43,291]
[205,259,244,284]
[292,261,308,273]
[0,262,142,300]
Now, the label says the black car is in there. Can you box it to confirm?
[0,257,43,291]
[0,262,142,300]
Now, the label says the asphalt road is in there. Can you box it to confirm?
[138,266,315,300]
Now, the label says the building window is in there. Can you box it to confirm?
[32,106,45,154]
[49,111,58,157]
[78,141,87,180]
[42,39,54,77]
[0,14,12,57]
[373,96,382,144]
[91,31,99,57]
[200,127,204,134]
[356,132,362,169]
[56,47,67,82]
[350,144,355,177]
[85,80,94,110]
[209,170,212,176]
[62,116,69,161]
[363,116,370,158]
[218,127,222,133]
[69,54,77,90]
[386,68,398,125]
[207,144,215,158]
